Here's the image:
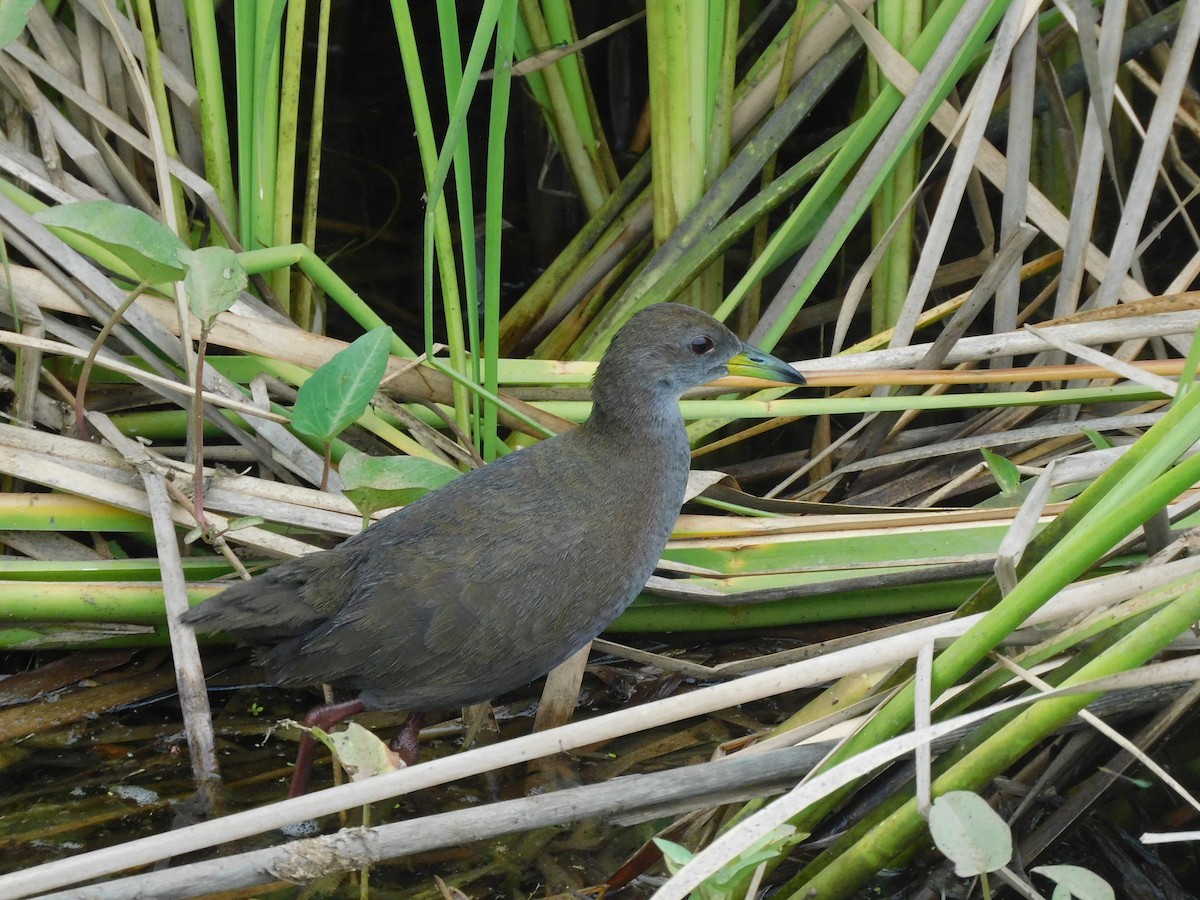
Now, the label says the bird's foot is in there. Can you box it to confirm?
[288,698,366,798]
[387,711,423,767]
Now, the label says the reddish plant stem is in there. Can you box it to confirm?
[192,322,212,534]
[74,279,151,439]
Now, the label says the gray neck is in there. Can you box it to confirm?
[586,383,684,438]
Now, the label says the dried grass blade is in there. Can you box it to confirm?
[84,411,222,808]
[1025,323,1179,397]
[1093,0,1200,308]
[0,565,1172,898]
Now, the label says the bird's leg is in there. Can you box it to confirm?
[388,711,423,766]
[288,698,365,798]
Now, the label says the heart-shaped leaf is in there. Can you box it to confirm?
[311,722,402,781]
[35,200,186,282]
[981,447,1021,496]
[339,448,460,518]
[0,0,36,48]
[180,246,247,325]
[929,791,1012,877]
[653,837,695,873]
[291,327,393,443]
[1032,865,1114,900]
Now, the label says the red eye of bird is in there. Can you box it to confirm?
[690,335,715,354]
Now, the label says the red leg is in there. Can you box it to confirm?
[288,698,365,798]
[388,712,423,767]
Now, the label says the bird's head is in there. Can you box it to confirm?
[592,303,804,411]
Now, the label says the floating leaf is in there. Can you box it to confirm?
[291,327,393,443]
[311,722,402,781]
[1032,864,1115,900]
[339,448,460,518]
[180,246,247,325]
[35,200,186,281]
[929,791,1012,877]
[0,0,35,48]
[981,447,1021,496]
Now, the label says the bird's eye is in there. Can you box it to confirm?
[690,335,715,355]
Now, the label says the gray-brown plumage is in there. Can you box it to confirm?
[182,303,803,789]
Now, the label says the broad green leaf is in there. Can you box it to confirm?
[339,448,460,518]
[180,246,247,325]
[929,791,1012,877]
[0,0,35,48]
[653,838,695,873]
[654,828,806,900]
[291,327,393,443]
[707,826,808,894]
[1032,865,1114,900]
[34,200,186,282]
[981,447,1021,496]
[311,722,402,780]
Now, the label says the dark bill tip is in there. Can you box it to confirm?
[726,346,806,385]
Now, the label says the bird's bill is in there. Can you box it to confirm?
[725,346,806,385]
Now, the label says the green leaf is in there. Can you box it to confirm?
[34,200,186,282]
[653,837,695,873]
[291,327,393,443]
[310,722,402,781]
[1082,428,1114,451]
[735,824,806,859]
[339,448,460,518]
[981,447,1021,496]
[928,791,1012,877]
[707,826,807,894]
[654,827,807,900]
[1032,864,1114,900]
[180,246,247,325]
[223,515,265,533]
[0,0,35,48]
